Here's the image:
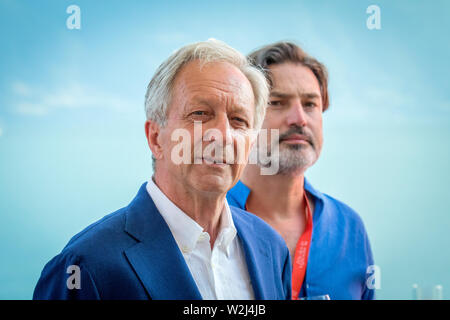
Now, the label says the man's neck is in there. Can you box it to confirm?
[153,173,224,247]
[241,164,306,220]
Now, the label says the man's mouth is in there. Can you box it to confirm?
[280,134,311,144]
[195,157,229,166]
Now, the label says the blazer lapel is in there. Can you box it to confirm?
[232,207,275,300]
[123,183,202,300]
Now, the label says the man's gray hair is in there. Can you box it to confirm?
[145,39,269,130]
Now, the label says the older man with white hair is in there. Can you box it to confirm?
[33,39,292,300]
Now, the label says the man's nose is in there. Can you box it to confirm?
[286,101,307,127]
[205,115,233,146]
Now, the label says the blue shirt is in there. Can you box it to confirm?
[227,178,375,300]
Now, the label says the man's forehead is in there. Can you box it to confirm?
[269,63,321,97]
[183,79,249,96]
[173,63,252,102]
[187,93,254,114]
[175,61,253,95]
[178,60,248,86]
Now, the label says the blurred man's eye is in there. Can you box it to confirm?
[305,101,317,108]
[268,100,283,106]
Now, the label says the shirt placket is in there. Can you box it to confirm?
[197,232,218,300]
[211,232,228,300]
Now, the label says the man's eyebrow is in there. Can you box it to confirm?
[270,91,292,99]
[270,91,321,99]
[230,104,252,117]
[303,92,321,99]
[189,98,213,107]
[187,98,252,117]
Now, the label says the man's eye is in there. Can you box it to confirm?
[268,100,282,107]
[189,110,210,119]
[191,110,207,116]
[188,110,210,122]
[231,117,248,127]
[305,102,317,108]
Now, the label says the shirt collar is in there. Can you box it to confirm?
[146,178,237,255]
[303,177,324,200]
[230,177,323,203]
[217,201,237,257]
[229,180,251,209]
[146,178,203,254]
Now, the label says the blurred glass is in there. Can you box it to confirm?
[298,294,331,300]
[412,284,444,300]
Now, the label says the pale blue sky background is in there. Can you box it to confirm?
[0,0,449,299]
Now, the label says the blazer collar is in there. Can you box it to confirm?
[123,183,202,300]
[231,207,274,300]
[123,183,275,300]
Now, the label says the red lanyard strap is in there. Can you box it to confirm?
[291,191,313,300]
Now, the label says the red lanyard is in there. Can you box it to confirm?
[291,191,313,300]
[245,190,313,300]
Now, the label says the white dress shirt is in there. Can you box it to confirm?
[146,179,255,300]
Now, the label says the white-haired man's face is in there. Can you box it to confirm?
[149,60,256,196]
[262,62,324,175]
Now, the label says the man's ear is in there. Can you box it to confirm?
[145,120,163,160]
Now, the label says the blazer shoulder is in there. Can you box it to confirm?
[62,206,131,258]
[34,206,141,300]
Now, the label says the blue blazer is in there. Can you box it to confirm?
[33,183,292,300]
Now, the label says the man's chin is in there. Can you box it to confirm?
[271,148,318,174]
[190,172,232,195]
